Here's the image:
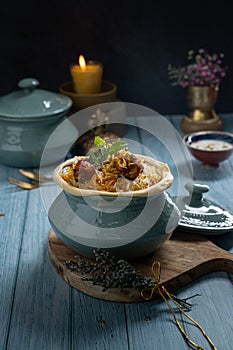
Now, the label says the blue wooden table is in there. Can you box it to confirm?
[1,113,233,350]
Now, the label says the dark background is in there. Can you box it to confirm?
[0,0,232,115]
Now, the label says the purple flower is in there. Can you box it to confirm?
[168,48,227,88]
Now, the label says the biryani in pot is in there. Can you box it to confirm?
[54,137,174,197]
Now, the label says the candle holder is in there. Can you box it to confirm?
[59,80,117,111]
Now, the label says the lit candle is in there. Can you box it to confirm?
[70,55,103,94]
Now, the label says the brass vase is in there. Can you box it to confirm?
[186,86,218,120]
[181,86,223,133]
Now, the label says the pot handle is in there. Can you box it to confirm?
[18,78,39,93]
[185,182,209,206]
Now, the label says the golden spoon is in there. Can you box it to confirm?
[8,177,40,190]
[19,169,53,183]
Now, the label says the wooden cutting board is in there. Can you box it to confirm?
[48,228,233,302]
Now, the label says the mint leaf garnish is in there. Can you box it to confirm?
[107,139,128,156]
[88,138,128,166]
[94,136,106,147]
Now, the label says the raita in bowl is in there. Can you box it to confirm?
[183,131,233,167]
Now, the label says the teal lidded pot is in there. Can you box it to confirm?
[49,155,181,260]
[0,78,74,167]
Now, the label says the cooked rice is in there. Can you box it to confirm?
[61,150,162,192]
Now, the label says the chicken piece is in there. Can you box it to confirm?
[115,155,143,180]
[124,163,141,180]
[73,159,96,184]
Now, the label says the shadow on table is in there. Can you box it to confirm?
[210,231,233,251]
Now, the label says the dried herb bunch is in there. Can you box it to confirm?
[64,249,152,292]
[64,249,198,311]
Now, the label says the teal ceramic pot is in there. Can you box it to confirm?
[0,78,73,167]
[49,156,180,260]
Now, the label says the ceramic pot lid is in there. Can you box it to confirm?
[174,182,233,235]
[0,78,72,120]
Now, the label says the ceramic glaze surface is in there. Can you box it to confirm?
[175,183,233,234]
[0,117,77,167]
[49,191,180,259]
[0,122,52,167]
[49,155,180,259]
[0,78,73,167]
[0,78,72,119]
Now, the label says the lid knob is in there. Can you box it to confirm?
[185,182,209,206]
[18,78,39,93]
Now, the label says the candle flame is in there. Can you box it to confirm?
[79,55,86,70]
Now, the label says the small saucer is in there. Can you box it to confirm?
[59,80,117,111]
[181,112,223,134]
[174,183,233,235]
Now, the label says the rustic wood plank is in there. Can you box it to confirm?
[219,113,233,132]
[123,115,144,154]
[1,114,233,350]
[48,227,233,349]
[170,114,233,255]
[131,114,233,350]
[125,299,189,350]
[178,273,233,350]
[71,292,129,350]
[135,114,193,198]
[125,271,233,350]
[169,114,233,350]
[48,229,233,302]
[64,116,164,350]
[6,188,71,350]
[0,164,29,350]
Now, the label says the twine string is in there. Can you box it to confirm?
[141,261,217,350]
